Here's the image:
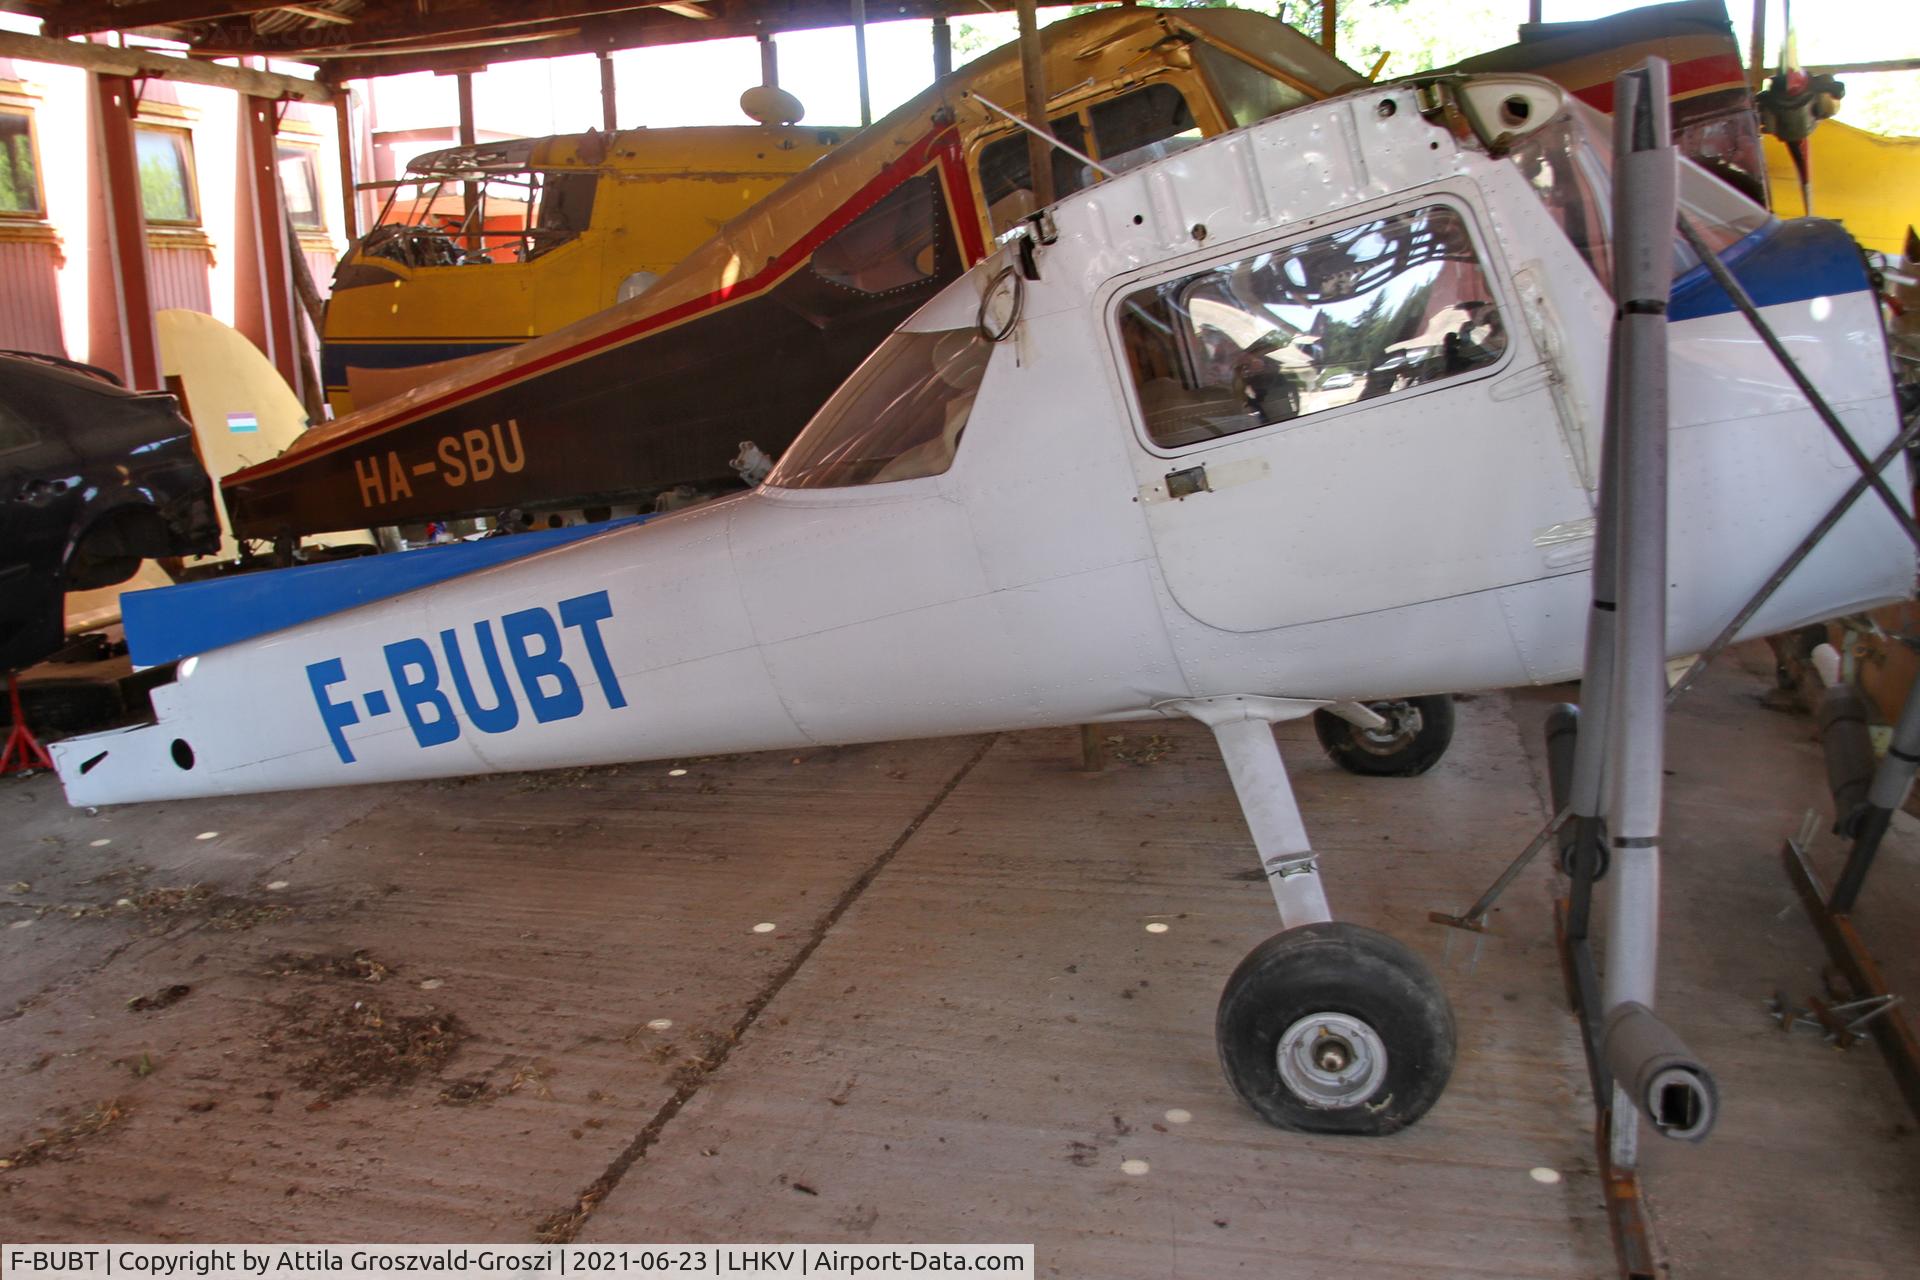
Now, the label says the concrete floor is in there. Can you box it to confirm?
[1,646,1915,1275]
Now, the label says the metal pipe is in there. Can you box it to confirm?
[1830,674,1920,912]
[852,0,871,127]
[1677,214,1920,553]
[933,17,951,80]
[967,93,1113,179]
[1748,0,1767,92]
[759,32,778,88]
[1562,217,1626,945]
[1546,705,1582,868]
[1602,1002,1717,1141]
[1433,803,1568,930]
[1320,0,1336,54]
[1817,676,1879,835]
[1601,59,1680,1171]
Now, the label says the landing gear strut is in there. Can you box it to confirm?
[1176,696,1457,1135]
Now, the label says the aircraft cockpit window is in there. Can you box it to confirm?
[1508,102,1774,292]
[978,115,1090,235]
[1193,45,1312,130]
[976,85,1204,234]
[766,327,991,489]
[1090,84,1201,175]
[1118,205,1507,449]
[813,172,944,295]
[1507,112,1613,286]
[529,171,599,259]
[358,165,600,269]
[1673,160,1773,269]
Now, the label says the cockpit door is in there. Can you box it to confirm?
[1109,193,1591,635]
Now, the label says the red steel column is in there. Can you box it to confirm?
[93,73,159,389]
[243,94,300,394]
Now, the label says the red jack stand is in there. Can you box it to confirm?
[1,674,52,776]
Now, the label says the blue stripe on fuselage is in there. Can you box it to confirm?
[1668,217,1870,323]
[123,518,648,668]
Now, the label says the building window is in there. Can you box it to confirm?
[276,142,324,230]
[1117,204,1508,450]
[135,125,200,225]
[0,108,42,217]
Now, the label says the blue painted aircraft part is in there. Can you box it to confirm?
[124,517,650,668]
[1668,217,1871,323]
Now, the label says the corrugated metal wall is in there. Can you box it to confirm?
[145,243,213,314]
[0,238,66,356]
[303,245,336,298]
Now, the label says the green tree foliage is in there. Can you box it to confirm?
[0,118,36,214]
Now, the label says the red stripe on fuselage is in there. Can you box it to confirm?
[937,137,989,265]
[1573,53,1747,112]
[232,125,964,484]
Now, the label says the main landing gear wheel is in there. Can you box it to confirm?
[1217,921,1455,1135]
[1312,695,1455,777]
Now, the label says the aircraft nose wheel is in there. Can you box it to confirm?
[1312,695,1455,777]
[1217,921,1455,1135]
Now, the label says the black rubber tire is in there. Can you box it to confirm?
[1217,921,1455,1136]
[1312,695,1455,777]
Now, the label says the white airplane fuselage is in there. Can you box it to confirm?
[53,76,1913,807]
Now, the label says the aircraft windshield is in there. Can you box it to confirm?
[1508,102,1773,291]
[363,165,597,267]
[1193,45,1313,129]
[767,327,991,489]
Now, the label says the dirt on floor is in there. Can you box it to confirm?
[0,682,1915,1274]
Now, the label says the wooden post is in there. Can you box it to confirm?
[932,17,951,80]
[1320,0,1336,54]
[1748,0,1768,91]
[759,32,778,87]
[92,73,159,389]
[333,86,358,242]
[598,52,617,132]
[0,30,331,102]
[1016,0,1052,210]
[1079,724,1106,773]
[243,94,300,398]
[456,69,478,254]
[851,0,871,126]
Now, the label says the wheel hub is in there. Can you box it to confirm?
[1354,700,1421,755]
[1276,1011,1388,1109]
